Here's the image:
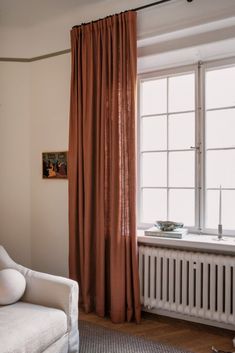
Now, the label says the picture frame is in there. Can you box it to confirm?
[42,151,68,179]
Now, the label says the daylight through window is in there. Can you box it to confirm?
[138,60,235,235]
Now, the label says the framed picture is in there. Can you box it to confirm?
[42,151,68,179]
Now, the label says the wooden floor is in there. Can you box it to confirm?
[80,310,234,353]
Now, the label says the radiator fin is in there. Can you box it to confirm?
[139,246,235,325]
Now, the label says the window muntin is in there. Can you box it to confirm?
[139,72,196,228]
[205,65,235,232]
[138,61,235,235]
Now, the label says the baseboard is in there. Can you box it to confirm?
[142,306,235,331]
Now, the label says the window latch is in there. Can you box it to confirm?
[190,146,200,151]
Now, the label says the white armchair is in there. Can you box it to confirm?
[0,245,79,353]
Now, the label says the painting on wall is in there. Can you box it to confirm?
[42,151,68,179]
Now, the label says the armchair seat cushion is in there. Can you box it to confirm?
[0,301,67,353]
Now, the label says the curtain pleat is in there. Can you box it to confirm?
[69,11,141,323]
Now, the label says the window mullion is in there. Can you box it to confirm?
[167,76,169,221]
[199,61,206,232]
[194,62,200,231]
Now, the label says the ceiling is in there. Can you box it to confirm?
[0,0,106,27]
[1,0,235,60]
[2,0,235,30]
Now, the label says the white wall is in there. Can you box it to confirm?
[1,0,235,276]
[0,62,31,266]
[0,57,70,275]
[30,54,70,276]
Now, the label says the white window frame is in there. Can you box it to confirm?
[137,57,235,236]
[200,56,235,237]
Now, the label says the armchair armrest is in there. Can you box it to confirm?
[0,246,79,353]
[22,270,79,353]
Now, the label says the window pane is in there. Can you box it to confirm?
[169,189,195,227]
[142,116,167,151]
[169,113,195,150]
[206,190,235,230]
[142,153,167,187]
[169,74,195,112]
[223,190,235,230]
[205,190,217,229]
[206,150,235,188]
[169,151,195,187]
[141,188,167,224]
[206,109,235,149]
[141,79,167,115]
[206,67,235,109]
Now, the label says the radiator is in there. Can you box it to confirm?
[139,245,235,328]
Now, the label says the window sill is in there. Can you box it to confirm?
[137,230,235,255]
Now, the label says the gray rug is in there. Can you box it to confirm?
[79,320,191,353]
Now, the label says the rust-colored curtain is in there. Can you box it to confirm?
[69,11,141,323]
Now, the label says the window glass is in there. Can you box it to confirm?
[169,189,195,227]
[206,109,235,149]
[169,74,195,112]
[206,150,235,189]
[206,67,235,109]
[142,189,167,224]
[142,116,167,151]
[142,153,167,187]
[141,79,167,115]
[169,151,195,188]
[139,71,196,228]
[206,190,235,230]
[139,64,235,233]
[169,113,195,150]
[205,65,235,231]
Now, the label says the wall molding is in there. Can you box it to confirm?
[0,49,71,63]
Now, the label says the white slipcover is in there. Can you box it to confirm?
[0,246,79,353]
[0,302,67,353]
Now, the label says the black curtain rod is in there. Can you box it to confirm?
[135,0,174,12]
[72,0,194,29]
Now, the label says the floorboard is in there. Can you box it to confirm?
[79,310,234,353]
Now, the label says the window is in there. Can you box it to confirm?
[138,59,235,235]
[205,65,235,233]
